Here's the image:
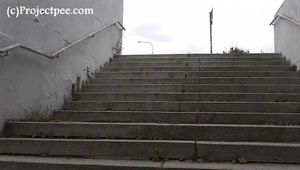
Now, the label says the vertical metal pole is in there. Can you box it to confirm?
[209,9,213,54]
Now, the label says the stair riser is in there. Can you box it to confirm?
[53,111,300,125]
[64,102,300,113]
[6,123,300,142]
[196,142,300,163]
[101,66,291,72]
[0,162,158,170]
[181,102,300,113]
[112,58,285,63]
[89,78,300,85]
[0,139,194,160]
[1,139,300,163]
[53,111,198,123]
[75,93,300,102]
[106,62,288,67]
[117,54,282,59]
[96,72,185,78]
[184,85,300,93]
[83,85,300,93]
[95,72,300,78]
[84,85,184,93]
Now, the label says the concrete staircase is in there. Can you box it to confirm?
[2,53,300,169]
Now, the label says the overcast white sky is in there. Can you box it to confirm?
[122,0,285,54]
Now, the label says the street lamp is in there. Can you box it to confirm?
[137,41,154,54]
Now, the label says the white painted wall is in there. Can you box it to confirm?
[0,0,123,131]
[273,0,300,68]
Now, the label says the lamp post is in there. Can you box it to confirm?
[209,8,213,54]
[137,41,154,54]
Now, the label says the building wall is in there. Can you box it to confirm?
[0,0,123,131]
[274,0,300,68]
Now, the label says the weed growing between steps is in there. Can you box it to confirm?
[22,112,54,122]
[288,64,297,71]
[31,132,53,139]
[232,156,248,164]
[272,98,295,102]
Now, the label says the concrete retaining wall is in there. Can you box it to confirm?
[273,0,300,69]
[0,0,123,131]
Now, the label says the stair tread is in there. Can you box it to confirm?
[68,101,300,103]
[54,110,300,114]
[91,77,300,79]
[0,155,161,168]
[86,83,300,86]
[2,138,300,146]
[7,121,300,128]
[98,71,295,72]
[104,65,289,67]
[2,155,300,170]
[75,92,300,95]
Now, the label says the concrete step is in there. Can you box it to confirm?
[74,92,300,102]
[0,138,195,160]
[112,57,286,63]
[53,110,197,123]
[5,121,300,142]
[96,71,185,78]
[105,61,289,67]
[53,110,300,125]
[83,84,300,93]
[64,101,300,113]
[2,155,300,170]
[163,161,300,170]
[1,138,300,163]
[0,156,163,170]
[101,66,291,72]
[116,53,282,59]
[89,77,300,85]
[95,71,300,78]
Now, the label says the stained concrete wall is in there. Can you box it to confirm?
[0,0,123,130]
[273,0,300,69]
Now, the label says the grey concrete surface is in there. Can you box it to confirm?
[0,155,162,170]
[83,84,300,93]
[53,110,300,125]
[164,161,300,170]
[1,139,300,163]
[95,71,300,78]
[116,53,282,58]
[2,53,300,166]
[101,66,291,72]
[89,77,300,85]
[63,101,300,113]
[105,61,289,67]
[5,121,300,142]
[0,0,123,130]
[73,92,300,102]
[2,155,300,170]
[112,56,285,62]
[195,141,300,163]
[0,138,195,159]
[273,0,300,70]
[53,110,199,123]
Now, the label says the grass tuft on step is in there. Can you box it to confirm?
[22,112,54,122]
